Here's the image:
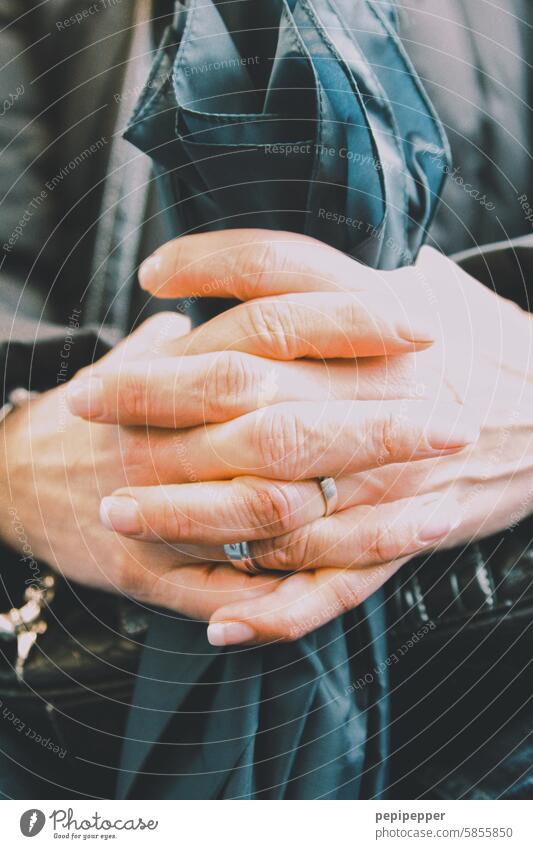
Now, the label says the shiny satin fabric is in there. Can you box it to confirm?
[118,0,450,799]
[125,0,449,267]
[118,593,389,800]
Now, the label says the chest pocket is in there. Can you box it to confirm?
[124,0,450,269]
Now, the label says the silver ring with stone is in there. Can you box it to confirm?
[318,477,338,517]
[224,541,263,575]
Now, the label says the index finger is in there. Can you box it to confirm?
[138,229,375,300]
[207,560,406,645]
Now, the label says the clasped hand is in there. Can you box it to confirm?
[5,231,531,645]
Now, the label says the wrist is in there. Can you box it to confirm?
[0,391,37,552]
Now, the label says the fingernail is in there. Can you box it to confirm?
[207,622,256,646]
[426,417,480,450]
[138,254,162,290]
[418,515,458,542]
[416,496,461,543]
[100,496,143,536]
[66,377,104,418]
[396,318,436,346]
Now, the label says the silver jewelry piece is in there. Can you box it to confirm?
[318,476,338,517]
[0,388,44,680]
[224,541,262,575]
[0,574,56,681]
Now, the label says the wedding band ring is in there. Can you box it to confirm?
[318,476,338,517]
[224,541,263,575]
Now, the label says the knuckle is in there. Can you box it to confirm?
[170,241,188,281]
[246,481,300,536]
[365,522,399,565]
[210,352,253,418]
[254,407,308,477]
[330,573,360,614]
[237,240,282,298]
[158,497,188,540]
[285,528,315,568]
[343,298,365,336]
[372,411,410,464]
[245,299,298,359]
[260,540,293,571]
[120,429,148,472]
[117,372,149,421]
[263,528,313,571]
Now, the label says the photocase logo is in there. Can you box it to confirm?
[20,809,46,837]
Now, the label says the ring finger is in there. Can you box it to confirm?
[247,491,461,571]
[100,475,360,544]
